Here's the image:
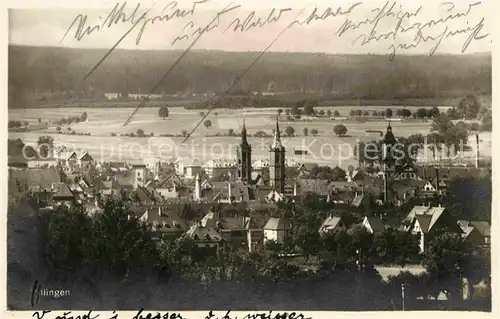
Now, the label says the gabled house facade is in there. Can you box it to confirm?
[139,206,187,240]
[319,216,346,236]
[403,205,462,253]
[362,216,386,234]
[458,220,490,247]
[185,223,225,252]
[263,217,290,244]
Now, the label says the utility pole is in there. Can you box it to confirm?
[401,284,408,311]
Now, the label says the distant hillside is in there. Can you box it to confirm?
[8,45,491,109]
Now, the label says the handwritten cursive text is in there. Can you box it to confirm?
[224,8,292,33]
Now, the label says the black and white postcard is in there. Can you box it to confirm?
[3,0,495,317]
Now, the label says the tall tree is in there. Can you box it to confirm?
[91,197,156,277]
[481,110,492,131]
[39,205,93,275]
[303,104,315,116]
[385,108,393,118]
[444,176,492,222]
[37,135,54,158]
[457,95,481,119]
[422,232,473,303]
[333,124,348,137]
[431,114,454,134]
[158,106,169,120]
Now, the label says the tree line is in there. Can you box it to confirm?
[9,45,491,109]
[28,193,489,308]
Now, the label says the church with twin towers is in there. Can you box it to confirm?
[192,117,291,203]
[237,118,286,194]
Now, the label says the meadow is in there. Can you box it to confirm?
[9,106,490,168]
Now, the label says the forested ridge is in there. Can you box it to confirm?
[8,45,491,109]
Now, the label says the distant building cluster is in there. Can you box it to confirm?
[8,121,491,254]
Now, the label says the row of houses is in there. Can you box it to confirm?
[132,203,491,254]
[318,206,490,253]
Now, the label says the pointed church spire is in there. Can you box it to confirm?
[242,118,247,139]
[271,117,283,149]
[383,119,396,144]
[241,118,250,148]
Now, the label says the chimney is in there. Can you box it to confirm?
[227,181,232,202]
[475,134,480,168]
[293,180,298,196]
[158,206,161,217]
[194,174,201,201]
[435,168,440,195]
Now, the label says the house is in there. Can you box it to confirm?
[54,148,79,170]
[129,161,147,189]
[319,215,346,236]
[185,159,202,178]
[422,181,436,192]
[345,169,379,185]
[203,159,237,179]
[51,182,75,208]
[200,212,250,247]
[78,151,94,167]
[403,205,462,253]
[266,189,285,203]
[211,181,255,203]
[263,217,290,244]
[154,173,185,199]
[134,186,156,205]
[392,167,418,181]
[458,220,490,246]
[391,179,428,202]
[362,216,386,234]
[185,223,225,251]
[139,206,187,240]
[469,221,490,245]
[351,193,371,213]
[457,220,485,247]
[252,158,270,172]
[51,182,74,200]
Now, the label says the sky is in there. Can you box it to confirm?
[8,0,493,55]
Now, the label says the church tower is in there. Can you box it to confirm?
[381,121,397,203]
[270,118,286,193]
[237,119,252,183]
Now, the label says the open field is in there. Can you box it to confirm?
[9,105,453,127]
[9,107,490,168]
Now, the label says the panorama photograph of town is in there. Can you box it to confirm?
[6,0,493,312]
